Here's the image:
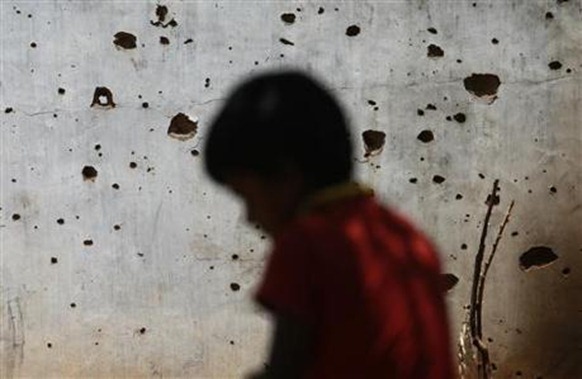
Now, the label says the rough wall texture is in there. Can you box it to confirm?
[1,1,581,378]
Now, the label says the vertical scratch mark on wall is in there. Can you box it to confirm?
[5,297,25,378]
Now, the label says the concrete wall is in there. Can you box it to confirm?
[1,1,580,377]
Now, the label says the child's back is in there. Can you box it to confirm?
[257,183,454,378]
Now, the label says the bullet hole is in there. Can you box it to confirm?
[491,38,499,44]
[137,252,144,257]
[432,175,446,184]
[426,103,437,110]
[167,113,198,141]
[230,283,241,291]
[113,31,137,49]
[409,178,418,184]
[516,371,523,376]
[82,166,98,181]
[94,144,101,151]
[566,68,572,73]
[562,267,571,276]
[346,25,361,37]
[70,302,77,308]
[190,149,200,157]
[232,254,239,260]
[151,5,177,28]
[545,11,554,19]
[362,130,386,157]
[279,38,295,46]
[112,183,120,190]
[57,218,65,225]
[129,162,137,169]
[114,224,121,231]
[160,36,170,45]
[5,107,14,113]
[94,342,99,346]
[229,340,235,345]
[417,130,434,143]
[58,87,66,95]
[12,213,21,221]
[367,100,377,106]
[455,194,463,200]
[427,44,444,57]
[90,87,116,108]
[47,342,52,348]
[549,186,557,193]
[204,78,210,88]
[427,27,438,34]
[557,0,569,3]
[478,173,485,179]
[83,240,93,246]
[30,42,37,48]
[519,246,558,271]
[485,193,500,206]
[184,38,193,44]
[318,7,325,14]
[463,73,501,104]
[51,257,58,264]
[548,61,562,70]
[417,109,425,116]
[281,13,296,24]
[11,178,17,183]
[461,243,468,250]
[511,231,519,237]
[441,273,459,291]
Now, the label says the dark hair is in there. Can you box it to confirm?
[204,71,353,191]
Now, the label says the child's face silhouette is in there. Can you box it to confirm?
[226,170,304,236]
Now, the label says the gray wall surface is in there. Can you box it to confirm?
[1,0,581,378]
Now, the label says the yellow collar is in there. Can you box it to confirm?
[300,182,374,212]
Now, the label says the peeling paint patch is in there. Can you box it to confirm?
[362,130,386,157]
[463,73,501,104]
[90,87,116,108]
[113,32,137,49]
[167,113,198,141]
[519,246,558,271]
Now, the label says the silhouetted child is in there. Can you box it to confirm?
[204,71,454,379]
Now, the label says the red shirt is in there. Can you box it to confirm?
[256,191,454,379]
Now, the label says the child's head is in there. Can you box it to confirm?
[204,71,353,234]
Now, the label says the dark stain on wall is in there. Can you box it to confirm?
[281,13,296,24]
[519,246,558,271]
[427,44,444,58]
[90,87,116,108]
[441,273,459,291]
[362,130,386,157]
[463,73,501,103]
[417,130,434,143]
[113,32,137,49]
[167,113,198,141]
[346,25,361,37]
[82,166,98,181]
